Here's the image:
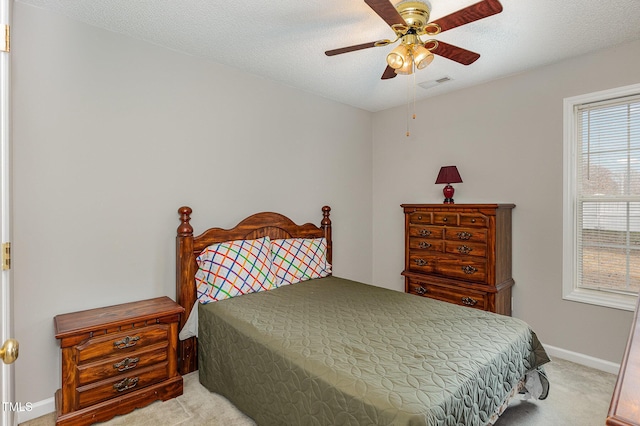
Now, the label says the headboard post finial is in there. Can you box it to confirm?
[321,206,332,267]
[177,206,193,236]
[321,205,331,226]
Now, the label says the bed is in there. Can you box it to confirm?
[176,205,550,426]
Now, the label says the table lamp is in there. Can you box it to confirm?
[435,166,462,204]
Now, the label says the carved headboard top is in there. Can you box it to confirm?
[177,206,332,262]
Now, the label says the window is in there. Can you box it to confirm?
[563,83,640,311]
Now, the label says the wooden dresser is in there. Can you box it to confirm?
[607,297,640,426]
[401,204,515,316]
[54,297,184,426]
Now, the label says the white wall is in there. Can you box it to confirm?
[372,39,640,364]
[12,3,373,404]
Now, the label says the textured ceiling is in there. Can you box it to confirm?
[17,0,640,112]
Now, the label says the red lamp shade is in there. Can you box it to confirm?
[435,166,463,204]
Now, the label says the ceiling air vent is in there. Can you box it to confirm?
[418,76,453,90]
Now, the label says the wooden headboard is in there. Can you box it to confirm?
[175,205,332,374]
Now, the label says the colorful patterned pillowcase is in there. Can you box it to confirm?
[195,237,276,303]
[271,237,331,286]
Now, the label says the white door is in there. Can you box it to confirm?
[0,0,17,425]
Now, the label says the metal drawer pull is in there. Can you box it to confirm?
[462,265,477,274]
[457,231,472,240]
[415,286,427,295]
[113,335,140,349]
[461,297,478,306]
[113,357,139,372]
[471,218,476,223]
[442,217,448,222]
[457,245,472,254]
[415,259,428,266]
[113,377,139,392]
[417,215,422,220]
[419,229,431,237]
[418,242,431,249]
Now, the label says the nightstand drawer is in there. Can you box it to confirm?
[408,280,488,310]
[76,324,169,364]
[77,342,168,386]
[77,363,169,409]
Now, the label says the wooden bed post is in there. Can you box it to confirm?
[176,206,198,374]
[322,206,332,267]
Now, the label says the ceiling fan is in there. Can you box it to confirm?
[325,0,503,79]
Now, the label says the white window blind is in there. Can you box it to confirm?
[575,94,640,297]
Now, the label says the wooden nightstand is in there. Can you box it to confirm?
[54,296,184,426]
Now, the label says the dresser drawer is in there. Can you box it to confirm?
[433,212,458,225]
[436,258,487,283]
[409,238,443,252]
[408,280,488,310]
[409,212,432,224]
[76,363,169,409]
[76,324,169,364]
[444,226,487,243]
[77,342,168,386]
[459,213,488,228]
[408,252,436,273]
[444,241,487,258]
[409,225,443,239]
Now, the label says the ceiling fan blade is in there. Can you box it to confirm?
[430,0,503,33]
[426,40,480,65]
[325,41,378,56]
[381,65,397,80]
[365,0,407,28]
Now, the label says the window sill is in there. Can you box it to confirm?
[563,287,637,311]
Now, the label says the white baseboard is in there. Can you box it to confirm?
[543,343,621,375]
[15,396,55,425]
[15,345,620,425]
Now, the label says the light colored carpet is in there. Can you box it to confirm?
[21,357,616,425]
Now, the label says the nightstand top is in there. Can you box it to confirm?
[54,296,184,339]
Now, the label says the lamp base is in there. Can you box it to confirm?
[442,184,455,204]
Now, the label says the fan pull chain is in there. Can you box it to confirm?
[413,64,417,120]
[406,71,411,137]
[406,55,417,137]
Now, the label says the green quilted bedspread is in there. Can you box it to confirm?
[198,276,549,426]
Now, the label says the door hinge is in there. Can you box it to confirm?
[2,242,10,270]
[0,25,9,53]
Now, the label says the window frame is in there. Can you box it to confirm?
[563,83,640,311]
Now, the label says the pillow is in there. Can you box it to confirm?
[195,237,276,303]
[271,237,331,286]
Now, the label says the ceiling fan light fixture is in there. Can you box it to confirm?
[412,44,433,70]
[394,54,414,75]
[386,44,409,69]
